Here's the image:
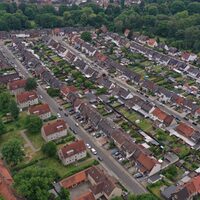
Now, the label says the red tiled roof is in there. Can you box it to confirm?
[87,166,117,197]
[147,39,157,46]
[176,122,194,138]
[60,140,86,159]
[95,51,107,62]
[43,119,67,136]
[181,52,190,60]
[29,103,51,116]
[0,160,17,200]
[137,152,157,172]
[74,191,95,200]
[60,85,77,96]
[152,107,168,121]
[16,91,38,103]
[8,79,26,90]
[60,170,87,189]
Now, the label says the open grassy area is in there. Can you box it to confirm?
[17,156,98,179]
[26,132,45,149]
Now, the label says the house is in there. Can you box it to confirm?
[137,35,149,44]
[87,166,122,199]
[181,52,197,62]
[157,87,173,103]
[28,103,51,120]
[59,170,87,189]
[96,75,115,90]
[81,42,96,57]
[147,39,158,48]
[65,50,76,63]
[171,175,200,200]
[161,185,177,200]
[168,47,178,56]
[74,191,95,200]
[0,72,20,85]
[58,140,87,166]
[59,165,122,200]
[136,152,161,177]
[117,87,133,100]
[0,160,17,200]
[124,29,130,37]
[150,107,175,127]
[16,90,38,109]
[174,122,200,146]
[8,79,26,95]
[176,123,194,138]
[41,119,68,142]
[60,85,77,98]
[98,118,116,136]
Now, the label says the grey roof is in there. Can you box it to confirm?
[161,185,177,200]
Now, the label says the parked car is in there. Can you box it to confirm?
[64,113,68,117]
[95,133,101,138]
[57,113,61,118]
[86,143,91,149]
[97,156,103,161]
[134,173,143,179]
[91,148,97,155]
[75,123,79,127]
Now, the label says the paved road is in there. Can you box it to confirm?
[54,36,200,131]
[2,44,147,194]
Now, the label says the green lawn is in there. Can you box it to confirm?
[19,156,98,179]
[138,119,153,133]
[26,132,45,149]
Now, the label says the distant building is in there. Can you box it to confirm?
[8,79,26,95]
[16,91,38,109]
[28,103,51,120]
[58,140,87,165]
[41,119,67,142]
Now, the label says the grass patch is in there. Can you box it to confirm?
[26,132,45,149]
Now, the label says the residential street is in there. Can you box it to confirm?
[1,44,147,194]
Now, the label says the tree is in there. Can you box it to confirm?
[0,92,11,114]
[47,88,60,97]
[42,142,57,157]
[0,120,6,135]
[1,139,24,165]
[14,167,58,200]
[25,115,43,134]
[80,31,92,42]
[9,99,19,120]
[58,188,70,200]
[25,78,37,91]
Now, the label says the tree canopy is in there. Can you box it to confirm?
[14,167,58,200]
[25,115,43,134]
[1,138,24,165]
[9,99,19,120]
[81,31,92,42]
[0,1,199,51]
[41,142,57,157]
[25,78,37,91]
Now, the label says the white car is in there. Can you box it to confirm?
[75,123,79,127]
[91,148,97,155]
[86,143,91,149]
[57,113,61,118]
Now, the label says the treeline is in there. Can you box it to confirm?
[114,0,200,52]
[0,1,200,52]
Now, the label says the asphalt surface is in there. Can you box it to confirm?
[1,44,147,194]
